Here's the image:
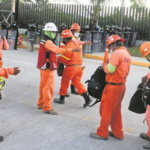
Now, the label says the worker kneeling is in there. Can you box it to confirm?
[54,29,92,108]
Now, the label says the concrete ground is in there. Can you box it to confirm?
[0,48,149,150]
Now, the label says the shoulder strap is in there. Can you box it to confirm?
[88,98,101,107]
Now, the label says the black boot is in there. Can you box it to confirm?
[71,85,79,95]
[0,136,4,142]
[65,93,70,97]
[54,95,65,104]
[82,92,92,108]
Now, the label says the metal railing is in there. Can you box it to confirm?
[0,2,149,41]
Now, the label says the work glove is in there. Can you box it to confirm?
[14,67,21,75]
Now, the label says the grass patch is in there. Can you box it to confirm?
[127,46,142,57]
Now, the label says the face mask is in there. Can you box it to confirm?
[74,33,80,37]
[45,31,56,39]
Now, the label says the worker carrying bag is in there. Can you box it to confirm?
[85,66,106,107]
[128,79,150,114]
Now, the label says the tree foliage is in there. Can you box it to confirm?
[130,0,147,7]
[90,0,109,24]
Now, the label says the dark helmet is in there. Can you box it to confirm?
[30,23,36,30]
[114,25,119,30]
[117,27,122,32]
[110,25,115,31]
[122,27,125,32]
[105,25,110,31]
[84,25,89,30]
[93,25,101,31]
[61,23,66,29]
[1,21,7,29]
[11,21,17,28]
[125,27,131,32]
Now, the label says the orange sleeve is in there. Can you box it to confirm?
[109,52,119,67]
[76,40,85,45]
[103,50,109,64]
[3,37,9,50]
[0,68,14,78]
[45,40,73,55]
[103,63,111,73]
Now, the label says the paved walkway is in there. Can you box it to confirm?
[0,49,149,150]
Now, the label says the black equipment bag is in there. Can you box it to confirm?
[142,80,150,105]
[128,81,149,114]
[128,88,146,114]
[85,66,106,107]
[57,61,64,76]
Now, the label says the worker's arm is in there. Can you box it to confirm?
[45,40,80,54]
[74,40,92,46]
[146,73,150,82]
[3,37,9,50]
[103,63,116,73]
[0,67,20,78]
[103,49,109,64]
[103,52,118,74]
[83,41,92,45]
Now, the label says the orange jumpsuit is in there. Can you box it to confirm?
[146,105,150,138]
[144,73,150,138]
[0,68,14,78]
[57,40,86,96]
[97,46,131,139]
[37,40,73,112]
[0,37,9,90]
[0,37,9,67]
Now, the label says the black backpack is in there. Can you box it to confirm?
[85,66,106,107]
[128,81,150,114]
[142,80,150,105]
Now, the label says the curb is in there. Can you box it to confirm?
[17,45,150,67]
[84,54,150,67]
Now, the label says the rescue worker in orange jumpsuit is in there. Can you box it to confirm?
[37,23,80,115]
[90,35,131,140]
[53,29,92,108]
[139,42,150,149]
[0,66,20,142]
[0,35,9,99]
[69,23,92,95]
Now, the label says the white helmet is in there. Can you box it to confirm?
[43,22,58,31]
